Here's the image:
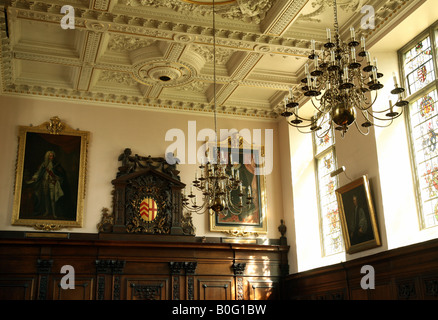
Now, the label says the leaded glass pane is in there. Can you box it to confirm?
[317,150,343,255]
[403,37,435,95]
[315,115,334,155]
[409,89,438,228]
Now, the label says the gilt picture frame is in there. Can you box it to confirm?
[208,136,267,236]
[12,116,90,230]
[335,175,381,254]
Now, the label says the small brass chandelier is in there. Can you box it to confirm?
[281,0,408,137]
[182,0,253,215]
[182,151,254,215]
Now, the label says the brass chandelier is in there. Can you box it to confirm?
[281,0,409,137]
[182,0,253,215]
[182,151,254,214]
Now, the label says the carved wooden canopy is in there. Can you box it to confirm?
[99,149,194,236]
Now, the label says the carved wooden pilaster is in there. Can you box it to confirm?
[170,187,183,235]
[184,262,197,300]
[95,260,126,300]
[169,262,185,300]
[36,259,53,300]
[112,186,127,233]
[232,263,246,300]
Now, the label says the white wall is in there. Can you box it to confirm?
[0,94,284,239]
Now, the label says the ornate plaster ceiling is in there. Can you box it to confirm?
[0,0,424,119]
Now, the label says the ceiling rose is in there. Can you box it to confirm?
[132,60,195,87]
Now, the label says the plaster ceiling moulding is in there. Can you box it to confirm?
[107,34,157,53]
[296,0,363,25]
[180,0,236,5]
[119,0,273,24]
[84,20,111,32]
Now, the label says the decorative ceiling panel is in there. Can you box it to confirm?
[0,0,421,119]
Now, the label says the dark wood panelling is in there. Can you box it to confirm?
[198,278,234,300]
[0,278,35,300]
[248,279,279,300]
[52,278,94,300]
[0,232,288,300]
[282,238,438,300]
[126,277,168,300]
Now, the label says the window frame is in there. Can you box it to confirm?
[313,129,344,256]
[399,20,438,229]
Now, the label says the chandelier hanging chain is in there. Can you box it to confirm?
[181,0,254,216]
[213,0,218,149]
[281,0,409,137]
[333,0,339,36]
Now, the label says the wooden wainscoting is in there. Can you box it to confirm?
[0,232,289,300]
[282,238,438,300]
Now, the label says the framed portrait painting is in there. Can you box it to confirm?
[208,136,267,236]
[12,116,90,230]
[335,175,381,254]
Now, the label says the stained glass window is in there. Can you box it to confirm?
[401,22,438,229]
[314,124,344,256]
[403,36,435,95]
[315,115,334,155]
[408,90,438,228]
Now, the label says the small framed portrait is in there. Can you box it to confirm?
[335,175,381,254]
[12,116,90,230]
[207,136,267,236]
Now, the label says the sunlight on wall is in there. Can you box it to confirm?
[288,103,346,272]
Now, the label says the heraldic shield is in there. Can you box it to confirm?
[139,197,158,222]
[127,186,167,233]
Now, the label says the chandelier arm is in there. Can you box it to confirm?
[373,113,403,125]
[182,200,208,214]
[372,120,395,128]
[290,112,315,122]
[310,97,329,115]
[223,191,250,215]
[287,120,318,129]
[364,109,400,122]
[315,122,332,139]
[356,88,380,112]
[297,127,316,134]
[353,120,370,136]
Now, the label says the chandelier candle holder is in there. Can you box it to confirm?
[182,152,253,215]
[282,0,409,137]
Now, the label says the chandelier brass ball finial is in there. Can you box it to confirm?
[210,197,225,213]
[331,101,356,127]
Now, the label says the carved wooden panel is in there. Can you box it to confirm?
[248,279,279,300]
[0,277,36,300]
[52,278,94,300]
[126,278,168,300]
[198,278,234,300]
[423,277,438,299]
